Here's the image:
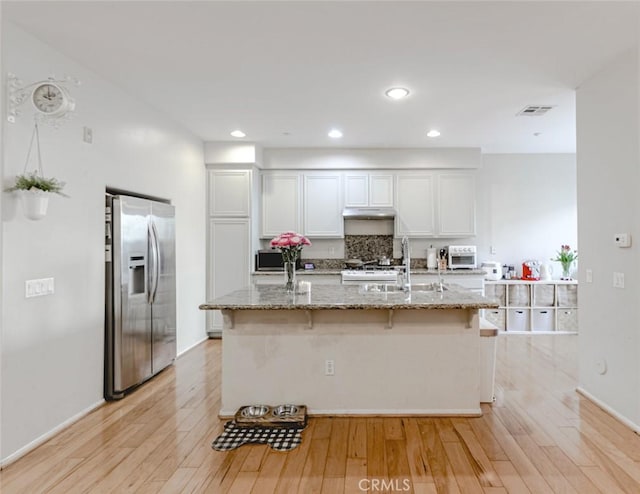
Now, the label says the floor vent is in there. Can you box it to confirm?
[516,105,555,116]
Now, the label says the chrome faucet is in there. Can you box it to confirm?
[401,236,411,291]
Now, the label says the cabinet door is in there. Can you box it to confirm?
[438,173,476,236]
[208,218,250,332]
[369,174,394,207]
[304,173,343,237]
[395,173,436,237]
[208,169,251,217]
[344,173,369,207]
[261,173,301,237]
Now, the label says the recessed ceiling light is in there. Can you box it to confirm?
[427,130,441,138]
[385,87,410,100]
[230,130,246,138]
[328,129,343,139]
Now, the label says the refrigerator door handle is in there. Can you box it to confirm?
[149,220,160,304]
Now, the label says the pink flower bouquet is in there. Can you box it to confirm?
[270,232,311,263]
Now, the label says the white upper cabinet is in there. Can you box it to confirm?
[303,173,344,237]
[261,172,301,237]
[395,173,436,237]
[344,172,393,207]
[208,169,251,217]
[394,171,476,237]
[438,173,476,236]
[369,173,394,207]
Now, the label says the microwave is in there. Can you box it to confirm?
[255,250,302,271]
[448,245,477,270]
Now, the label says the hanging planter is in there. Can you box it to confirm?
[16,188,52,220]
[6,122,68,220]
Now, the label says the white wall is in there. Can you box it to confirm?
[0,23,207,463]
[475,154,577,275]
[576,48,640,429]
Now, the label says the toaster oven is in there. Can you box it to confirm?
[448,245,477,270]
[255,250,302,271]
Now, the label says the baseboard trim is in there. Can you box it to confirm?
[576,386,640,434]
[0,399,105,469]
[177,335,209,358]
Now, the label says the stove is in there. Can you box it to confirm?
[341,269,400,284]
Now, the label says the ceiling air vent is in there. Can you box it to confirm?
[516,105,555,116]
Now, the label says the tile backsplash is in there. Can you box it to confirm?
[345,235,393,261]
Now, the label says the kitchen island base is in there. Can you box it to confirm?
[219,307,485,417]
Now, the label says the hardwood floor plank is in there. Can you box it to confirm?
[298,436,331,494]
[325,418,349,477]
[403,418,434,484]
[492,460,532,494]
[541,445,600,493]
[367,418,388,479]
[419,418,462,494]
[347,418,367,459]
[344,457,368,494]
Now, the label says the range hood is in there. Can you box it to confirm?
[343,207,396,220]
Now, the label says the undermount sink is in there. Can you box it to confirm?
[359,283,448,293]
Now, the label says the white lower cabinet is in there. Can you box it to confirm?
[208,218,251,334]
[485,280,578,333]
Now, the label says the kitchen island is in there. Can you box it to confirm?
[200,283,498,417]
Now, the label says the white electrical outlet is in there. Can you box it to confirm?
[613,272,625,289]
[490,246,496,255]
[325,359,335,376]
[586,269,593,283]
[83,126,93,144]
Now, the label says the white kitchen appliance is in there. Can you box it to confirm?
[481,261,502,281]
[540,263,553,281]
[341,268,399,285]
[105,194,176,400]
[448,245,477,269]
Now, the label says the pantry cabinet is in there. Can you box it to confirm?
[208,169,251,217]
[484,280,578,333]
[261,172,301,237]
[303,173,343,237]
[207,168,254,335]
[344,172,394,207]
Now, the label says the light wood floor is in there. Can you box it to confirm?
[2,334,640,493]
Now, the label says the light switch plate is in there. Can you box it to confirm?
[25,278,54,298]
[585,269,593,283]
[613,272,625,289]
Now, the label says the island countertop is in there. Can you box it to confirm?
[199,283,498,311]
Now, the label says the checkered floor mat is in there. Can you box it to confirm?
[212,421,306,452]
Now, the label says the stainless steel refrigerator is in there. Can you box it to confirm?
[105,194,176,400]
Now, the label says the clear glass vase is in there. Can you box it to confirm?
[284,261,296,292]
[561,263,572,280]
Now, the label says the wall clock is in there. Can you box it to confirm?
[7,73,79,125]
[31,82,74,117]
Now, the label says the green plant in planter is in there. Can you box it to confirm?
[6,172,68,197]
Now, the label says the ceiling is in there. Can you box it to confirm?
[3,1,639,153]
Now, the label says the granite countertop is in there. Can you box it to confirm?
[199,284,498,311]
[252,268,486,276]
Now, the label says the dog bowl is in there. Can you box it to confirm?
[272,404,299,417]
[240,405,269,418]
